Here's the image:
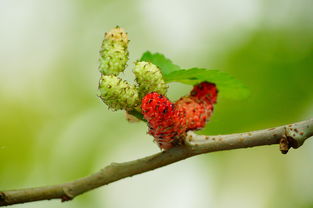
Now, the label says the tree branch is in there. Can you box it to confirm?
[1,118,313,206]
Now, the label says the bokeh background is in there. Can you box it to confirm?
[1,0,313,207]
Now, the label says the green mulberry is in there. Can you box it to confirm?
[99,26,129,76]
[133,61,168,98]
[98,75,139,111]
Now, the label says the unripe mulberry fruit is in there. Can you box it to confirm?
[141,92,178,150]
[133,61,168,98]
[99,26,129,76]
[98,75,139,111]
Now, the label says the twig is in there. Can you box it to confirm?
[1,118,313,206]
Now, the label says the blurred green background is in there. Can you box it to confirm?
[1,0,313,207]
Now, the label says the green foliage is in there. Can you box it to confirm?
[140,51,181,75]
[165,68,250,99]
[140,51,249,99]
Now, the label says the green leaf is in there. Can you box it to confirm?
[140,51,181,75]
[140,51,250,100]
[164,68,250,100]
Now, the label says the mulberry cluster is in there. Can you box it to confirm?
[141,82,218,150]
[97,27,218,151]
[98,27,168,112]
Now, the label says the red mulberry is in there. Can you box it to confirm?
[141,82,218,150]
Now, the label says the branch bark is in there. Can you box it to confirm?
[1,118,313,206]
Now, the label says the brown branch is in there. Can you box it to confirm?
[1,118,313,206]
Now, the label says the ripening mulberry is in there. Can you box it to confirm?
[175,82,217,130]
[98,75,139,111]
[190,82,218,105]
[175,97,212,131]
[99,26,129,76]
[133,61,168,99]
[141,92,179,150]
[141,82,218,150]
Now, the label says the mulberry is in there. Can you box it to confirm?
[133,61,168,99]
[141,82,218,150]
[190,82,218,105]
[99,26,129,76]
[98,75,139,111]
[175,97,213,131]
[141,92,178,150]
